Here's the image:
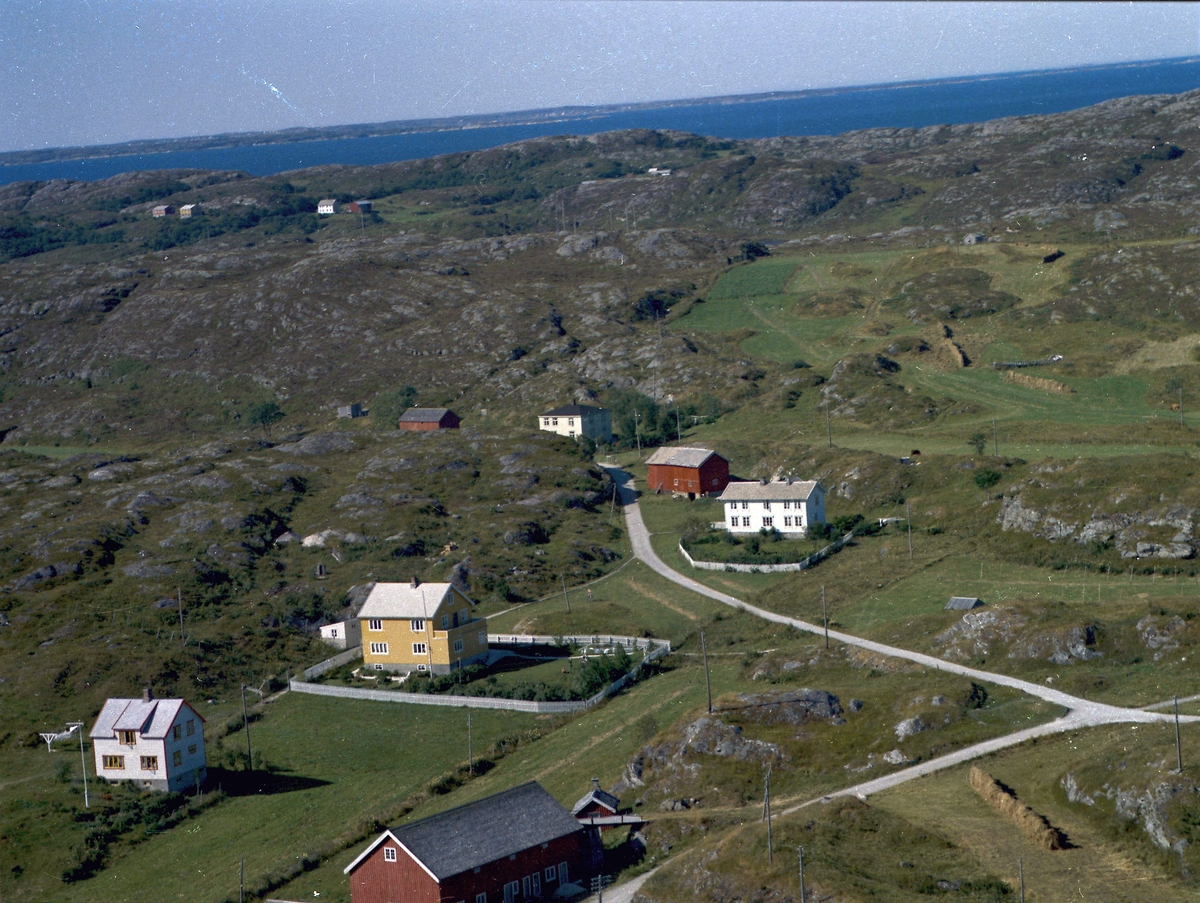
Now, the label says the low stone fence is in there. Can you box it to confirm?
[289,636,670,714]
[678,531,855,574]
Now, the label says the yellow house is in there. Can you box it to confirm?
[357,579,487,674]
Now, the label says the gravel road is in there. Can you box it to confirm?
[600,465,1198,802]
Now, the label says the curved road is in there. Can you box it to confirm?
[601,465,1197,804]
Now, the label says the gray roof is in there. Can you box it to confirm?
[946,596,985,610]
[345,782,582,878]
[90,697,198,740]
[644,446,724,468]
[572,785,620,817]
[542,404,605,417]
[400,407,454,422]
[357,582,472,620]
[718,480,823,501]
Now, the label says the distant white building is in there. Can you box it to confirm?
[89,690,206,792]
[319,619,362,649]
[719,479,826,536]
[318,199,340,215]
[538,404,611,443]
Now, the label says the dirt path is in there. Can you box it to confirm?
[600,465,1199,802]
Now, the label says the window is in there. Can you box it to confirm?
[673,478,679,486]
[186,720,195,736]
[523,876,532,898]
[454,638,464,653]
[410,618,424,632]
[441,614,449,629]
[173,724,182,740]
[370,642,389,655]
[477,894,487,903]
[712,477,719,486]
[478,630,487,645]
[568,418,575,426]
[783,500,791,509]
[118,730,137,746]
[461,608,468,623]
[102,755,125,770]
[742,516,751,527]
[551,417,558,426]
[544,867,557,883]
[374,663,384,670]
[141,755,158,771]
[532,873,541,897]
[784,517,793,527]
[188,745,197,755]
[368,619,383,631]
[763,517,773,527]
[741,501,749,509]
[504,881,519,903]
[384,847,397,862]
[542,418,550,426]
[763,501,771,510]
[413,642,427,655]
[173,750,183,766]
[417,663,427,671]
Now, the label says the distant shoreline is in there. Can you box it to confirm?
[3,54,1197,168]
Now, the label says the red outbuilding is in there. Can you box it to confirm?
[645,446,730,498]
[399,408,460,431]
[344,782,596,903]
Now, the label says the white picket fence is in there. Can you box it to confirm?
[678,530,855,574]
[289,635,670,714]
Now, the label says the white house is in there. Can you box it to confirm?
[719,479,826,536]
[318,199,340,215]
[319,619,362,649]
[538,404,612,443]
[89,690,206,792]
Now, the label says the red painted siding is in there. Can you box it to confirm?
[350,840,441,903]
[399,412,460,430]
[350,831,588,903]
[647,456,729,496]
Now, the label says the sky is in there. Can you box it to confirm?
[1,1,1197,153]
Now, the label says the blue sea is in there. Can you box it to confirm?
[3,57,1199,187]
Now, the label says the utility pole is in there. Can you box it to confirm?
[762,767,773,863]
[239,858,245,903]
[562,575,571,613]
[177,587,185,649]
[609,481,617,524]
[68,722,89,808]
[675,404,682,445]
[798,847,806,903]
[468,709,473,776]
[825,400,832,449]
[241,684,253,771]
[906,499,913,561]
[633,410,642,459]
[1176,695,1184,773]
[1018,858,1025,903]
[822,586,829,650]
[701,630,712,714]
[992,417,999,456]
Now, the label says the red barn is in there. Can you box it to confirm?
[399,408,460,431]
[345,782,596,903]
[645,447,730,498]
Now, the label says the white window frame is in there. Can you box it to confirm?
[368,619,383,631]
[783,500,791,509]
[370,642,389,655]
[384,847,397,862]
[477,894,487,903]
[442,614,450,629]
[763,517,773,527]
[532,873,541,897]
[413,642,427,655]
[741,501,749,509]
[544,867,557,883]
[742,516,751,527]
[410,618,424,632]
[523,876,532,898]
[454,638,464,653]
[505,881,519,903]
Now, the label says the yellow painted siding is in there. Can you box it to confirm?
[359,587,487,671]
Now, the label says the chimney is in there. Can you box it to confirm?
[411,576,420,589]
[142,687,153,702]
[591,777,601,793]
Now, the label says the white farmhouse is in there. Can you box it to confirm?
[537,404,612,442]
[719,479,826,536]
[317,199,340,215]
[89,690,206,792]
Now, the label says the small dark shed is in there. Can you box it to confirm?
[399,408,460,430]
[945,596,985,611]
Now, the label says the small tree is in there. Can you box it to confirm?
[966,432,987,455]
[248,401,283,437]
